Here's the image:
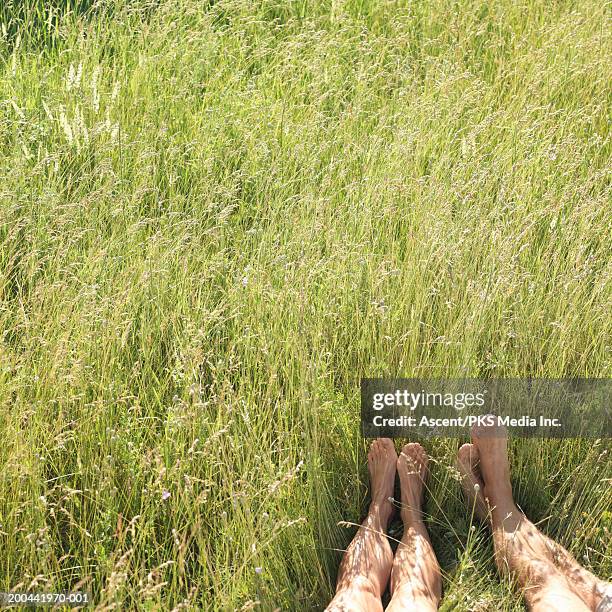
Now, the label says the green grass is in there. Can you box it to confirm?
[1,0,611,609]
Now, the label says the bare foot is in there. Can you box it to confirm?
[470,417,513,507]
[367,438,397,523]
[387,442,441,611]
[397,443,428,522]
[457,442,488,521]
[467,419,611,611]
[327,439,397,610]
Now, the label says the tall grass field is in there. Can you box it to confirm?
[0,0,610,609]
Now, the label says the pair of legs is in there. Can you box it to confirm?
[326,439,440,611]
[327,423,611,611]
[457,424,610,611]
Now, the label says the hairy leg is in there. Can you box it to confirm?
[326,438,396,612]
[458,440,611,611]
[464,422,600,611]
[386,443,441,612]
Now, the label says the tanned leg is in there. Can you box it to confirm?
[386,443,441,612]
[326,438,396,612]
[458,421,611,611]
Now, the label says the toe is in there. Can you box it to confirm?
[369,438,395,462]
[457,443,472,462]
[471,416,492,440]
[399,442,428,474]
[471,416,507,443]
[403,442,426,461]
[379,438,395,456]
[458,443,478,468]
[401,442,419,456]
[368,440,379,461]
[470,423,484,444]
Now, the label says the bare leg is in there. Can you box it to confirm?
[326,438,396,612]
[458,422,610,611]
[457,441,611,611]
[386,443,441,612]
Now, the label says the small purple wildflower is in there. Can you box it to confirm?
[162,490,171,501]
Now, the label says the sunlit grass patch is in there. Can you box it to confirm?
[0,0,610,608]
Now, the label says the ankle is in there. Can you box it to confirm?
[368,499,393,525]
[484,480,513,506]
[401,506,423,525]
